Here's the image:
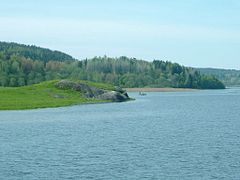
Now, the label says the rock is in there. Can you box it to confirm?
[97,91,129,102]
[115,86,125,93]
[55,80,130,102]
[122,91,129,98]
[56,80,76,90]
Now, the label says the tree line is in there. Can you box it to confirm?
[198,68,240,87]
[0,42,225,89]
[0,41,74,62]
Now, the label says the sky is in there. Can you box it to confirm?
[0,0,240,69]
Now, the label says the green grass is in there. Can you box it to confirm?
[0,80,113,110]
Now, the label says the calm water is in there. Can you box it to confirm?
[1,89,240,179]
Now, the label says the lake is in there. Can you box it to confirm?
[1,89,240,179]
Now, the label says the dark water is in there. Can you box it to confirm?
[1,89,240,179]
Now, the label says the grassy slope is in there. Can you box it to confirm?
[0,80,115,110]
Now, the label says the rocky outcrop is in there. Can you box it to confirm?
[98,91,128,102]
[55,80,130,102]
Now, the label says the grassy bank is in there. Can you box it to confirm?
[0,80,115,110]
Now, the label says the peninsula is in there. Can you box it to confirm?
[0,80,130,110]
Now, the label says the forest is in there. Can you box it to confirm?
[0,42,74,62]
[0,42,225,89]
[198,68,240,87]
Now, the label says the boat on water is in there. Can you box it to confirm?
[139,92,147,96]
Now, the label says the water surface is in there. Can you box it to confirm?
[1,89,240,179]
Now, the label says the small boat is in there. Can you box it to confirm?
[139,92,147,96]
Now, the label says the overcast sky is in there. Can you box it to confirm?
[0,0,240,69]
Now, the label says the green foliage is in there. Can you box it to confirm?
[0,80,110,110]
[0,41,74,62]
[199,75,225,89]
[198,68,240,87]
[0,42,225,89]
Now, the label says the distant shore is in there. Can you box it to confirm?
[124,88,197,92]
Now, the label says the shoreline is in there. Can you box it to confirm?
[124,88,198,92]
[0,80,131,111]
